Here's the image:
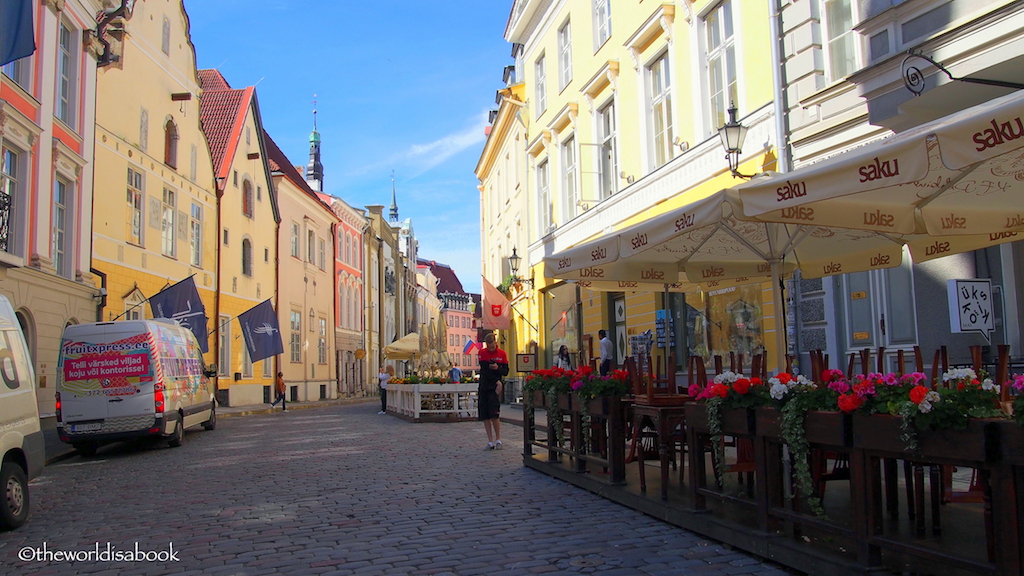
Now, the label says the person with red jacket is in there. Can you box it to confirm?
[478,333,509,450]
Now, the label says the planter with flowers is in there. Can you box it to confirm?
[524,367,574,445]
[570,367,631,448]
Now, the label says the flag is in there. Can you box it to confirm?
[463,339,475,354]
[481,276,510,330]
[149,276,209,353]
[237,299,284,363]
[1,0,35,67]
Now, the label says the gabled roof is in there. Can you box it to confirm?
[263,129,337,221]
[416,259,466,294]
[198,69,231,91]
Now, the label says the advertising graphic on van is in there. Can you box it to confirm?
[59,334,154,397]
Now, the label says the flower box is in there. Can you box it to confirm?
[557,393,573,412]
[530,390,547,409]
[582,395,628,418]
[756,408,851,447]
[686,404,755,436]
[982,419,1024,466]
[851,413,996,462]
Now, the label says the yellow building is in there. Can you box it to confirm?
[496,0,782,374]
[198,70,280,406]
[92,2,218,368]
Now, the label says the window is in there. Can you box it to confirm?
[241,345,252,378]
[290,311,301,362]
[290,223,299,257]
[534,54,547,117]
[2,55,30,90]
[256,185,261,201]
[56,22,76,127]
[218,314,230,376]
[189,203,202,266]
[593,0,611,49]
[190,145,197,182]
[823,1,857,81]
[262,357,272,378]
[264,247,269,263]
[558,21,572,89]
[705,1,737,133]
[161,189,176,257]
[161,16,171,55]
[222,228,229,245]
[233,171,238,187]
[318,238,326,270]
[307,230,315,263]
[318,318,327,364]
[139,108,148,151]
[242,180,253,218]
[646,52,674,170]
[537,160,551,232]
[598,100,618,199]
[126,168,143,245]
[52,179,70,278]
[164,119,178,168]
[124,290,145,321]
[561,136,577,219]
[344,233,351,264]
[241,238,253,276]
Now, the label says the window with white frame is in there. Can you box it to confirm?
[189,203,202,266]
[593,0,611,49]
[1,145,21,256]
[161,188,176,256]
[56,21,77,127]
[2,55,30,90]
[823,0,857,81]
[537,159,551,232]
[218,314,230,376]
[290,311,301,362]
[558,21,572,89]
[52,179,70,278]
[262,357,272,378]
[318,318,327,364]
[126,168,143,246]
[307,230,315,263]
[646,52,674,171]
[344,233,351,264]
[534,54,547,117]
[598,100,618,199]
[124,290,145,321]
[318,238,326,270]
[290,222,299,257]
[705,1,737,133]
[241,344,253,378]
[561,135,578,219]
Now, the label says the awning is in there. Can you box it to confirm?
[384,332,421,360]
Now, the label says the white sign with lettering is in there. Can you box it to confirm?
[947,279,994,342]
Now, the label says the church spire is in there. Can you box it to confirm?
[389,171,399,222]
[306,95,324,192]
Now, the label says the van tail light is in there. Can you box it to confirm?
[154,383,164,413]
[55,391,62,422]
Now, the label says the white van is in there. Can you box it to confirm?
[0,294,43,531]
[57,319,217,456]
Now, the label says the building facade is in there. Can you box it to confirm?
[321,194,367,397]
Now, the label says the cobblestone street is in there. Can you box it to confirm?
[1,402,792,575]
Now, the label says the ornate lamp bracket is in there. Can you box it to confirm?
[902,50,1024,96]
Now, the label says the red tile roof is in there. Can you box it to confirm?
[417,259,467,295]
[197,69,252,183]
[198,69,231,91]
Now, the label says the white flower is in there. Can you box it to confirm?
[982,378,996,391]
[918,400,933,413]
[942,368,977,383]
[714,371,741,385]
[770,382,789,400]
[924,390,941,404]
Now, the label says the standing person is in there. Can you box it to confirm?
[378,365,390,415]
[449,364,463,383]
[478,333,509,450]
[270,372,287,411]
[599,329,614,376]
[553,345,573,370]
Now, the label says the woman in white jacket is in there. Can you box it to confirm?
[553,345,573,370]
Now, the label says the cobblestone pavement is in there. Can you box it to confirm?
[1,402,795,576]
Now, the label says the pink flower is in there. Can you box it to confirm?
[1013,375,1024,391]
[570,379,584,391]
[827,380,850,395]
[687,383,702,397]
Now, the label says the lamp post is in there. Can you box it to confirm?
[718,101,755,179]
[508,247,534,288]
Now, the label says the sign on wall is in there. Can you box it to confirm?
[516,353,536,373]
[947,279,994,342]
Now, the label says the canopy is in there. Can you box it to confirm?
[384,332,421,360]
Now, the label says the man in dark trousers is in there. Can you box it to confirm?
[478,333,509,450]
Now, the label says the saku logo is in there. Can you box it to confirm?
[822,262,842,274]
[701,267,725,278]
[557,257,572,270]
[630,233,648,250]
[870,254,891,267]
[776,180,807,202]
[580,267,605,278]
[940,214,967,230]
[591,247,607,261]
[973,116,1024,152]
[858,157,900,183]
[617,281,639,288]
[1006,214,1024,229]
[674,212,696,231]
[925,241,951,256]
[640,269,665,280]
[990,232,1018,241]
[863,210,895,227]
[781,206,814,221]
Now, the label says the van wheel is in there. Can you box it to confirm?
[0,461,29,530]
[201,405,216,431]
[73,443,97,458]
[168,415,183,448]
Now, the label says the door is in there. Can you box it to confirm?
[841,250,918,373]
[612,294,626,368]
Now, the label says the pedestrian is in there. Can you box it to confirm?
[378,365,390,415]
[478,333,509,450]
[449,364,463,383]
[599,329,614,376]
[270,372,287,411]
[553,344,573,370]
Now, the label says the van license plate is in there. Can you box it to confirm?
[70,423,101,433]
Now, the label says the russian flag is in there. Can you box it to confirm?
[463,339,475,354]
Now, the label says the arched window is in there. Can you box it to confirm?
[164,119,178,168]
[344,233,351,264]
[241,238,253,276]
[242,180,254,218]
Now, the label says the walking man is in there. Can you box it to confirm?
[478,333,509,450]
[599,329,614,376]
[270,372,287,411]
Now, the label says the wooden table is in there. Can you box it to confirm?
[631,402,689,500]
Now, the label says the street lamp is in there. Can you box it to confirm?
[718,101,754,179]
[508,247,534,288]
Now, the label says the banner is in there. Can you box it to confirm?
[481,277,510,330]
[148,276,209,353]
[463,339,475,354]
[1,0,35,67]
[237,299,284,363]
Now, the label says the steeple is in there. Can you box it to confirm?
[306,95,324,192]
[389,171,399,222]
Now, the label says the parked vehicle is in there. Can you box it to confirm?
[0,294,44,530]
[57,319,217,456]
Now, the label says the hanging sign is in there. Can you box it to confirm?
[947,279,993,342]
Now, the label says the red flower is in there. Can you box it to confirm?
[909,385,928,404]
[838,393,864,413]
[578,365,594,377]
[687,383,702,397]
[777,372,793,384]
[750,377,763,386]
[957,382,965,391]
[733,378,750,395]
[711,383,729,398]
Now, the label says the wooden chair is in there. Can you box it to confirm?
[711,353,763,496]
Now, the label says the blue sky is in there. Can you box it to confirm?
[184,1,514,295]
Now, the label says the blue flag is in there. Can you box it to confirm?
[237,299,284,363]
[1,0,35,67]
[148,276,209,353]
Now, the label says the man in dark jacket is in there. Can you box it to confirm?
[478,333,509,450]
